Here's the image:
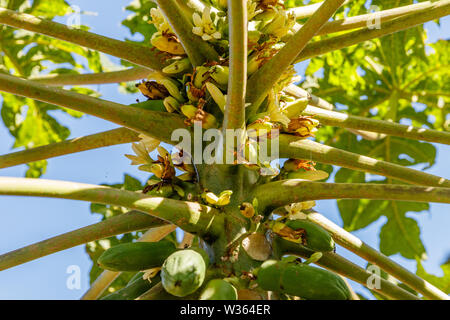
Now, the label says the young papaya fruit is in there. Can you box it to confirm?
[257,260,351,300]
[161,248,208,297]
[285,219,335,252]
[97,241,176,272]
[281,263,351,300]
[101,273,160,300]
[255,260,286,292]
[199,279,238,300]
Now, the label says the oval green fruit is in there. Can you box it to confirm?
[281,263,351,300]
[199,279,238,300]
[257,260,351,300]
[285,219,335,252]
[161,248,208,297]
[97,241,176,272]
[256,260,287,292]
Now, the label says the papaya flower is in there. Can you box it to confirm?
[288,116,320,138]
[192,7,222,41]
[149,8,171,33]
[125,134,161,168]
[247,0,261,21]
[138,134,160,152]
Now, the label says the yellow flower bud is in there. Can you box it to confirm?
[205,192,219,205]
[151,32,186,55]
[205,82,226,112]
[181,104,198,118]
[150,163,164,178]
[162,58,191,74]
[210,65,229,86]
[240,202,255,218]
[163,96,180,113]
[216,190,233,206]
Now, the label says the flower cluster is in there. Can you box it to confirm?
[128,1,322,189]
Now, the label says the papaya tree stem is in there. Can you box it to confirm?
[246,0,346,116]
[223,0,247,130]
[295,0,450,63]
[279,239,420,300]
[28,67,151,86]
[302,105,450,145]
[155,0,219,66]
[0,8,166,70]
[305,211,449,300]
[315,1,438,36]
[0,211,166,271]
[0,177,222,237]
[0,128,140,169]
[253,180,450,210]
[279,135,450,187]
[81,225,176,300]
[287,1,332,19]
[0,73,188,144]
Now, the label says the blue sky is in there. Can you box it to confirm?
[0,1,448,299]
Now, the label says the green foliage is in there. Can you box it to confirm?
[0,0,105,176]
[302,0,448,261]
[121,0,157,45]
[416,261,450,295]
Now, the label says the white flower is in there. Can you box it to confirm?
[261,6,296,38]
[142,267,161,282]
[192,7,221,41]
[150,8,171,33]
[267,91,290,127]
[125,140,153,166]
[247,0,261,21]
[139,134,160,152]
[284,201,316,220]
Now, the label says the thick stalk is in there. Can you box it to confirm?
[253,180,450,210]
[279,135,450,187]
[80,270,121,300]
[286,85,372,112]
[156,0,219,66]
[316,1,437,36]
[294,0,450,63]
[0,73,188,144]
[223,0,247,130]
[288,0,350,19]
[246,0,346,115]
[28,67,151,86]
[0,211,166,271]
[279,239,420,300]
[284,85,389,139]
[81,224,176,300]
[176,0,209,15]
[0,128,140,169]
[0,8,166,70]
[0,177,222,237]
[302,105,450,145]
[306,211,449,300]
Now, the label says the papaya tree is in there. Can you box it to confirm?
[0,0,449,300]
